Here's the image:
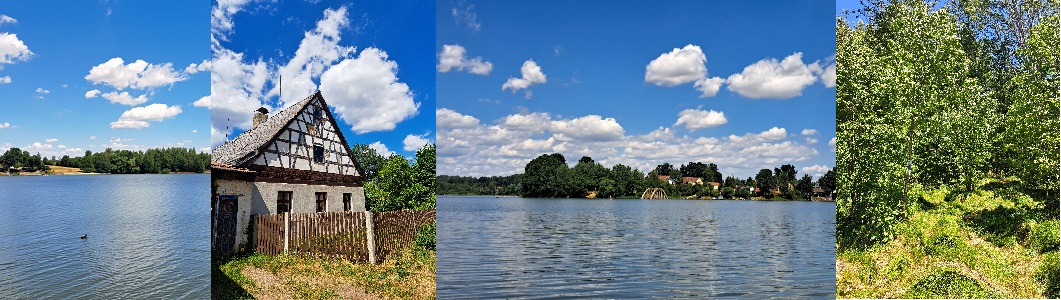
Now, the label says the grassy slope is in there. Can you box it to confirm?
[837,178,1059,298]
[215,248,435,300]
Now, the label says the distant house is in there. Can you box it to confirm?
[657,175,677,185]
[210,91,367,256]
[682,177,703,185]
[705,181,721,190]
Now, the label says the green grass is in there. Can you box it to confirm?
[837,178,1060,298]
[214,247,435,300]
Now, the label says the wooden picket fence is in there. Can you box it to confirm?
[253,210,435,263]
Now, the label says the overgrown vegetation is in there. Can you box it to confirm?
[215,246,435,300]
[353,143,436,212]
[836,0,1058,297]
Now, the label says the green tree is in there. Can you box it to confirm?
[350,143,391,182]
[755,169,774,196]
[521,153,569,198]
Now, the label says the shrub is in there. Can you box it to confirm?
[1035,251,1059,299]
[414,221,435,251]
[1031,220,1060,254]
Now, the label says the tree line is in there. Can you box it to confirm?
[837,0,1058,248]
[437,152,836,200]
[2,147,210,174]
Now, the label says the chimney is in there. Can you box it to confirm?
[253,107,269,128]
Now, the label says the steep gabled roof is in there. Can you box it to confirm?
[211,93,317,166]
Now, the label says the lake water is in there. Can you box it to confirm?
[437,196,836,299]
[0,174,209,299]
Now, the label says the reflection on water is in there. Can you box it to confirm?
[438,196,836,299]
[0,174,209,299]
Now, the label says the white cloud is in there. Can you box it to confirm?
[57,145,66,149]
[674,108,727,130]
[110,104,182,129]
[551,115,625,142]
[0,122,9,128]
[726,52,819,99]
[806,137,819,144]
[207,47,270,145]
[212,0,255,41]
[272,6,355,107]
[693,77,725,98]
[403,133,432,152]
[759,127,788,140]
[192,129,198,133]
[822,63,836,88]
[829,137,837,152]
[801,165,832,178]
[437,44,492,75]
[437,108,823,177]
[320,47,419,134]
[0,15,16,25]
[436,108,480,129]
[0,76,9,84]
[100,91,148,106]
[85,57,187,90]
[193,95,211,107]
[0,33,32,65]
[645,44,708,87]
[451,1,481,31]
[368,141,396,157]
[84,89,101,98]
[44,138,58,143]
[502,60,547,93]
[35,87,49,94]
[801,129,818,136]
[89,136,96,140]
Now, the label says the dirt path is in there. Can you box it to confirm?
[242,266,381,300]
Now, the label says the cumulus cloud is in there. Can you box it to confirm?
[403,133,432,152]
[645,45,708,86]
[645,45,726,98]
[0,33,32,65]
[674,108,727,130]
[0,122,9,128]
[110,104,182,129]
[437,44,492,75]
[368,141,396,157]
[44,138,58,143]
[726,52,820,99]
[0,76,10,84]
[85,57,188,90]
[801,129,818,136]
[829,137,837,151]
[451,1,481,31]
[272,6,355,107]
[801,165,832,177]
[436,108,480,129]
[437,108,823,177]
[759,127,788,140]
[551,115,625,142]
[822,63,836,88]
[193,95,210,108]
[207,47,270,144]
[502,60,546,93]
[85,89,101,98]
[100,91,148,106]
[35,87,49,94]
[320,47,419,133]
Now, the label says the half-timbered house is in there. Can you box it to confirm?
[211,91,367,255]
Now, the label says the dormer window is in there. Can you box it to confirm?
[313,145,324,163]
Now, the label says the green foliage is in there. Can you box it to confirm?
[1,147,209,174]
[1036,251,1060,298]
[436,174,522,195]
[364,144,435,212]
[903,269,996,298]
[1031,220,1060,254]
[520,153,570,198]
[414,221,436,251]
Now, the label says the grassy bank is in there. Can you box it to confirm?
[214,247,435,300]
[837,178,1059,298]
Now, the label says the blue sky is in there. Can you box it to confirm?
[0,2,210,158]
[209,0,435,158]
[437,0,837,179]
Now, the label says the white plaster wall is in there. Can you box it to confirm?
[213,178,254,252]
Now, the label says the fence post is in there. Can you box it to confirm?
[365,210,377,264]
[283,212,290,254]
